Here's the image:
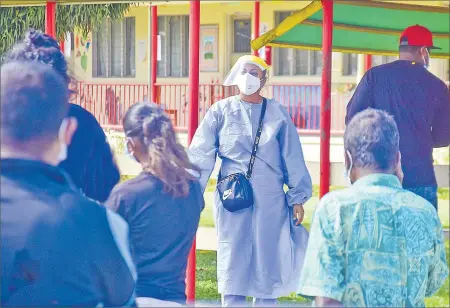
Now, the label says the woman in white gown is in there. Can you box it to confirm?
[189,55,312,307]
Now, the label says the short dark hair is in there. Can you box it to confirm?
[399,36,422,54]
[399,45,422,54]
[1,61,69,145]
[344,109,399,171]
[5,30,70,84]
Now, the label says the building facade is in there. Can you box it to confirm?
[64,1,450,130]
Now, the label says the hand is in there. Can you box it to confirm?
[293,204,304,226]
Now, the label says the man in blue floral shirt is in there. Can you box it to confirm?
[298,109,448,307]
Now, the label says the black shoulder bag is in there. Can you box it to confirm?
[217,98,267,212]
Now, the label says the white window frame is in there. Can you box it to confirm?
[92,17,136,78]
[372,55,398,67]
[342,53,358,76]
[157,15,189,78]
[274,11,322,76]
[232,17,252,54]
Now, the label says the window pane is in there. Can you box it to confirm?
[111,21,122,77]
[312,51,323,75]
[295,49,309,75]
[95,22,108,77]
[169,16,182,77]
[343,53,358,76]
[124,17,136,77]
[274,12,293,76]
[233,19,251,53]
[385,56,397,63]
[372,55,397,67]
[372,55,383,67]
[182,16,189,77]
[157,16,189,77]
[157,16,167,77]
[276,47,290,76]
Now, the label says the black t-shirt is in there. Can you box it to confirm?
[106,173,204,303]
[346,60,450,188]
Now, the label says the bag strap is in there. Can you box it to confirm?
[246,98,267,179]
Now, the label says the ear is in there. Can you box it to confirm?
[126,137,137,154]
[344,149,350,169]
[61,117,78,145]
[394,151,404,184]
[419,46,427,56]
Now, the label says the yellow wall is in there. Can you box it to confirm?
[69,6,148,84]
[68,1,449,86]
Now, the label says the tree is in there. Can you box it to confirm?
[0,3,132,56]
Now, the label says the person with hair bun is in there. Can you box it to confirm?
[5,29,120,202]
[106,102,204,307]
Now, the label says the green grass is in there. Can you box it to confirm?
[196,240,450,306]
[199,183,449,229]
[196,249,310,304]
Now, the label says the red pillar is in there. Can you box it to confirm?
[45,1,56,38]
[186,0,200,305]
[151,6,158,103]
[60,39,65,53]
[364,54,372,72]
[319,0,333,198]
[252,1,260,56]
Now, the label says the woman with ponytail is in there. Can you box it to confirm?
[106,102,204,307]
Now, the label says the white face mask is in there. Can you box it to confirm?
[236,73,261,96]
[57,119,69,163]
[343,150,353,186]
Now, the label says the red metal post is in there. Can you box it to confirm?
[60,39,65,53]
[186,0,200,305]
[151,5,158,103]
[319,0,333,198]
[252,1,260,56]
[364,54,372,72]
[45,1,56,38]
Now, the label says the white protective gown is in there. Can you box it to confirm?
[189,96,312,298]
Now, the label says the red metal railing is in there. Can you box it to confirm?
[71,81,350,134]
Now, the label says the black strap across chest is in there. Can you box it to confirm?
[245,98,267,179]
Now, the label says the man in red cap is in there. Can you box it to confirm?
[345,24,449,210]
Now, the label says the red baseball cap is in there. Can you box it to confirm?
[399,24,440,49]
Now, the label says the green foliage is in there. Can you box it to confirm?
[0,3,132,56]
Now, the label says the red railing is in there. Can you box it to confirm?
[72,81,350,134]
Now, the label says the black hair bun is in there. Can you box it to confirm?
[25,29,59,50]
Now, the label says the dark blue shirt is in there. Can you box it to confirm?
[346,60,450,188]
[1,159,135,307]
[106,173,204,304]
[59,104,120,202]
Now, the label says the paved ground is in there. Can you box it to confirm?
[196,227,217,251]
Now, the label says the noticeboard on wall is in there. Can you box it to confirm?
[200,25,219,72]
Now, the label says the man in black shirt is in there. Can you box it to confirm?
[345,25,449,210]
[1,61,135,306]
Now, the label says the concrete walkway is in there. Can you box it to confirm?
[196,227,217,251]
[196,227,450,252]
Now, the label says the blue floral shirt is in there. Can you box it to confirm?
[298,174,448,307]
